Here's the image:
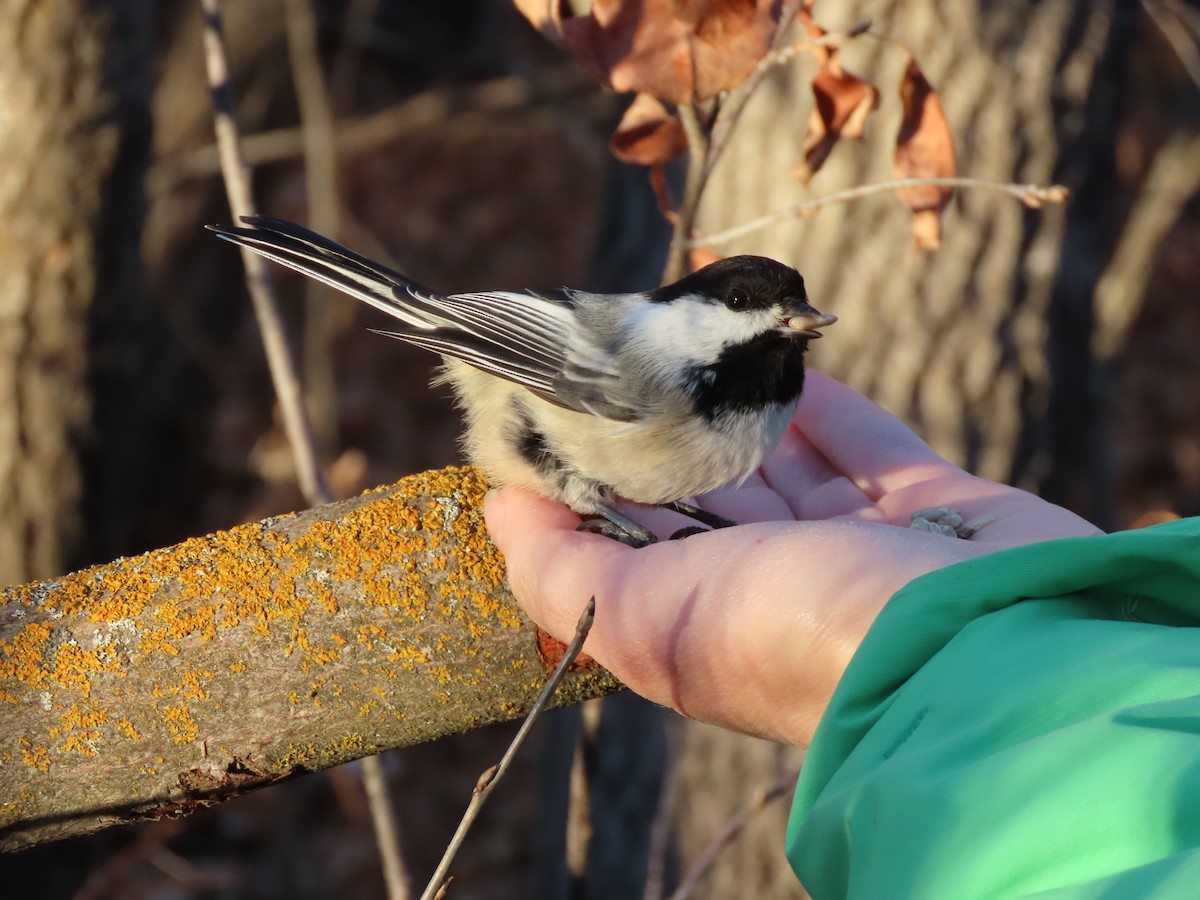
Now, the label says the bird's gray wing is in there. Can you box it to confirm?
[208,217,645,420]
[395,289,647,422]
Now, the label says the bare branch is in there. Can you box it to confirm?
[0,468,622,851]
[420,597,598,900]
[666,771,799,900]
[688,177,1069,250]
[700,0,809,186]
[283,0,344,457]
[199,0,330,505]
[148,66,597,196]
[361,754,413,900]
[661,102,712,283]
[1141,0,1200,92]
[642,718,682,900]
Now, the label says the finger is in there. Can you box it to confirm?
[796,372,961,499]
[759,422,882,521]
[484,486,710,699]
[694,471,795,524]
[484,488,628,637]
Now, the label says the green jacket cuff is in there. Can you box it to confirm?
[787,517,1200,898]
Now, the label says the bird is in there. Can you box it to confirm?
[208,217,836,546]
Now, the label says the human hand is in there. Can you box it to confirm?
[484,372,1101,746]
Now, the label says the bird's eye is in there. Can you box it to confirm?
[726,288,749,310]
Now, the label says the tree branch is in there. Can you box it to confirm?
[200,0,330,505]
[688,177,1069,250]
[421,596,596,898]
[0,467,622,851]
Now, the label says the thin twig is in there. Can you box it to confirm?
[662,103,712,283]
[419,597,598,900]
[641,717,682,900]
[149,66,597,195]
[666,771,799,900]
[283,0,343,455]
[199,0,330,505]
[700,2,825,185]
[659,4,865,282]
[688,177,1070,250]
[565,698,603,889]
[742,20,874,95]
[360,755,413,900]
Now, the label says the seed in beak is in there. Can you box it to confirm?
[785,311,838,338]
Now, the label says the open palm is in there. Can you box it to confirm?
[485,373,1100,746]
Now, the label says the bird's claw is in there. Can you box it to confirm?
[576,517,657,548]
[669,526,710,540]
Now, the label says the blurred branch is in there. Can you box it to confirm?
[662,102,710,283]
[284,0,343,455]
[701,13,866,186]
[641,719,682,900]
[421,596,597,900]
[200,0,330,505]
[666,771,798,900]
[361,755,413,900]
[148,66,599,196]
[1093,127,1200,360]
[1141,0,1200,91]
[659,3,852,281]
[687,177,1070,250]
[0,467,623,852]
[565,698,603,891]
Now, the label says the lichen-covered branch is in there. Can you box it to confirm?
[0,466,621,852]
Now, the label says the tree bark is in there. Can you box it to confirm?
[0,0,150,586]
[0,467,621,852]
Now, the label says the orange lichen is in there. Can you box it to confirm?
[0,467,551,776]
[162,702,199,744]
[180,669,214,701]
[61,733,99,757]
[0,622,53,690]
[52,642,122,699]
[60,704,108,732]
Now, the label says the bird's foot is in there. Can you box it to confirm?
[661,500,738,530]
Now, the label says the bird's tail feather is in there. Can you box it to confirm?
[206,216,440,331]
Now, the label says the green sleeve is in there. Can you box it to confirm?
[787,517,1200,899]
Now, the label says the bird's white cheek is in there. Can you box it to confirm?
[623,300,774,369]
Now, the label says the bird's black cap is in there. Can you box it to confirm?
[650,255,807,312]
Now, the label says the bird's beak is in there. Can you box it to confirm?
[780,305,837,339]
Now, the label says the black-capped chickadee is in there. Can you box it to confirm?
[209,218,836,546]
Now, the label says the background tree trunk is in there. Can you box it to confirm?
[668,1,1144,896]
[0,0,150,585]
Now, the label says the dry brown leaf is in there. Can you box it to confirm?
[894,55,956,251]
[795,57,879,183]
[610,92,687,165]
[512,0,566,45]
[793,8,879,183]
[688,247,723,271]
[540,0,783,104]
